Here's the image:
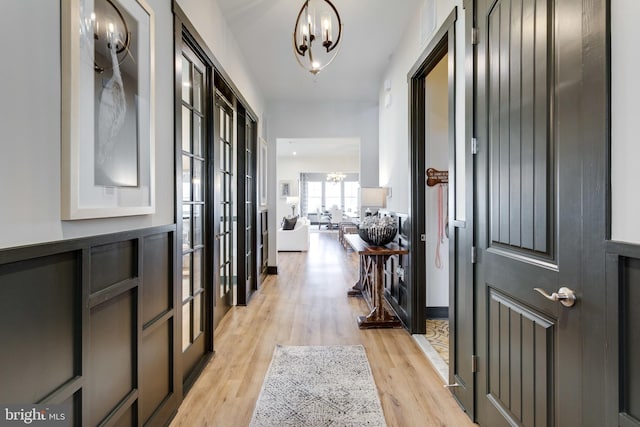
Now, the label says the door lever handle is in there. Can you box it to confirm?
[533,287,577,307]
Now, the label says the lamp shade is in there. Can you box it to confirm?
[360,187,387,208]
[286,196,299,206]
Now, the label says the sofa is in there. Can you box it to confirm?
[277,217,310,251]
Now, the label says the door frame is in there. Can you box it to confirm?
[408,7,458,336]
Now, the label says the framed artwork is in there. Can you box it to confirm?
[279,181,292,199]
[259,138,268,207]
[61,0,155,219]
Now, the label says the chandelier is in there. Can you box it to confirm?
[292,0,343,75]
[326,172,346,183]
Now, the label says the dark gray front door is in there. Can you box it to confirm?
[474,0,606,425]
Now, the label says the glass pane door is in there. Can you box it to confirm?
[180,46,209,381]
[214,94,235,328]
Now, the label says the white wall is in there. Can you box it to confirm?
[266,101,378,265]
[177,0,265,138]
[425,55,449,308]
[275,154,359,223]
[0,0,265,250]
[378,0,465,222]
[0,0,175,249]
[611,0,640,244]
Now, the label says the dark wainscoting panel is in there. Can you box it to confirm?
[89,290,135,426]
[142,233,172,326]
[91,240,136,293]
[0,225,178,427]
[0,252,80,404]
[606,241,640,427]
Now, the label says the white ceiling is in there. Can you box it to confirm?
[216,0,422,103]
[277,137,360,158]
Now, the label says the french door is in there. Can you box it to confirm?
[213,93,235,329]
[179,42,212,386]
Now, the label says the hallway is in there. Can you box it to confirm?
[170,232,475,426]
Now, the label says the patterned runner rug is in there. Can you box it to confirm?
[249,345,387,427]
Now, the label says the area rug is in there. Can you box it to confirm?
[249,345,387,427]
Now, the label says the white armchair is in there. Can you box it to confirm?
[328,207,343,229]
[277,217,310,251]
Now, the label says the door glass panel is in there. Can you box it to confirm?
[181,56,191,103]
[182,253,191,300]
[182,107,191,153]
[193,160,203,201]
[182,205,191,250]
[193,204,203,246]
[193,293,202,335]
[193,250,202,292]
[182,156,191,201]
[182,303,191,351]
[193,115,203,157]
[193,69,203,112]
[219,109,224,138]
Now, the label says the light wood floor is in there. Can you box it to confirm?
[170,232,476,427]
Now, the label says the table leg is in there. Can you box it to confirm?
[356,254,402,329]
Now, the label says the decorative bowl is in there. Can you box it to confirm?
[358,216,397,246]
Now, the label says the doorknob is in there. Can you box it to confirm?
[533,287,577,307]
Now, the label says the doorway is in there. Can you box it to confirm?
[423,51,451,376]
[408,6,475,417]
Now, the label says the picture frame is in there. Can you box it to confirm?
[259,137,268,207]
[279,180,292,199]
[61,0,155,219]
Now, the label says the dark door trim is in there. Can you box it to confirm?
[407,7,457,334]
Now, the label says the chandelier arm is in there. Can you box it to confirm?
[293,0,310,56]
[323,0,342,53]
[310,31,342,73]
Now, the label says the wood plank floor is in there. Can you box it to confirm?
[170,232,476,427]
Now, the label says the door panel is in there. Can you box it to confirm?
[475,0,586,425]
[488,0,550,255]
[214,94,235,329]
[180,44,211,385]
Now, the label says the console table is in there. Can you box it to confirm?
[345,234,407,329]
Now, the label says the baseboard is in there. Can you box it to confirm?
[426,306,449,319]
[267,266,278,274]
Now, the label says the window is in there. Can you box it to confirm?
[307,182,323,213]
[344,181,360,214]
[299,173,359,217]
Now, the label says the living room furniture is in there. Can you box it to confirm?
[339,223,358,248]
[277,217,310,251]
[328,207,343,229]
[345,234,406,329]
